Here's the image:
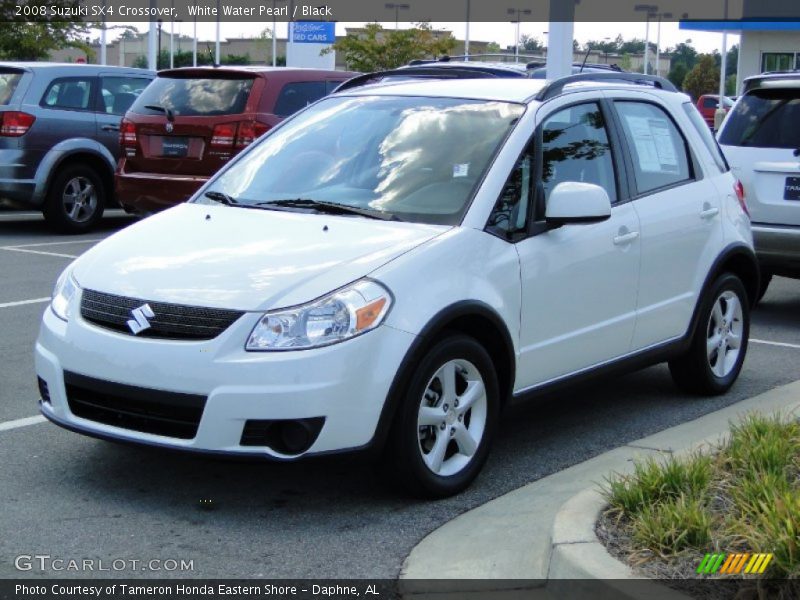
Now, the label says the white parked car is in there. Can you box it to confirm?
[36,73,758,497]
[718,72,800,300]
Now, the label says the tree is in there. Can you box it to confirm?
[518,34,543,54]
[666,42,698,71]
[668,62,690,90]
[485,41,501,53]
[324,23,455,72]
[682,54,720,101]
[1,1,92,61]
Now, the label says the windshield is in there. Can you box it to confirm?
[197,95,525,225]
[130,76,254,117]
[719,88,800,149]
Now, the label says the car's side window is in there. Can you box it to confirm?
[273,81,327,117]
[615,101,692,195]
[41,78,94,111]
[541,102,617,204]
[487,144,534,236]
[99,77,150,115]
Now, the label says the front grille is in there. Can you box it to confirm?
[65,371,206,439]
[80,289,244,341]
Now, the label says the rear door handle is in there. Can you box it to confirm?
[613,231,639,245]
[700,207,720,219]
[101,125,120,132]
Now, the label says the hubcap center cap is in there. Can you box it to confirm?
[445,410,457,425]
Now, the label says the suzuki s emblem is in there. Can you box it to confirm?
[165,122,173,133]
[127,304,155,335]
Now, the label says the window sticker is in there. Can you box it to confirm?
[453,163,470,178]
[624,115,678,173]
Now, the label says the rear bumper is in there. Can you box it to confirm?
[115,169,208,213]
[0,148,44,206]
[752,222,800,275]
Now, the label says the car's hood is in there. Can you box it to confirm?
[73,203,448,311]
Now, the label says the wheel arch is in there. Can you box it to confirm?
[369,301,516,456]
[34,141,117,206]
[687,243,759,340]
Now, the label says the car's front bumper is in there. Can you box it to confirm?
[35,300,415,458]
[752,222,800,275]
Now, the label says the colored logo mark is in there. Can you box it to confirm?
[697,553,773,575]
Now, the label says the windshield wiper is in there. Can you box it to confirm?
[204,190,239,206]
[255,198,400,221]
[144,104,175,122]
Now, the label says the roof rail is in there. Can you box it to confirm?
[535,72,678,101]
[333,66,500,93]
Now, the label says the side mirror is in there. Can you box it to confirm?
[545,182,612,226]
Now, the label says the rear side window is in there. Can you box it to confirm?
[100,76,151,115]
[131,76,254,116]
[615,101,692,194]
[273,81,326,117]
[0,72,22,105]
[718,88,800,149]
[682,102,729,173]
[41,78,94,111]
[702,97,717,108]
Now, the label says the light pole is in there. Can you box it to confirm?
[716,0,730,130]
[634,4,658,74]
[193,14,197,66]
[464,0,470,61]
[654,11,672,76]
[385,3,410,30]
[100,0,107,65]
[507,7,532,63]
[215,0,221,65]
[169,0,175,69]
[272,0,288,67]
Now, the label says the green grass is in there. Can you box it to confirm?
[603,413,800,577]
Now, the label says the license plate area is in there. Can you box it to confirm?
[160,136,189,158]
[785,176,800,201]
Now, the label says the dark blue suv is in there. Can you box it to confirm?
[0,63,153,233]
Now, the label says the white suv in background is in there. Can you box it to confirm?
[36,73,758,497]
[718,72,800,299]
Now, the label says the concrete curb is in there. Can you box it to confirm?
[400,380,800,596]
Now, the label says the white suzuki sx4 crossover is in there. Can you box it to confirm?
[36,74,758,497]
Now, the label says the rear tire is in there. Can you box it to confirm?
[669,274,749,395]
[384,334,500,498]
[43,165,106,234]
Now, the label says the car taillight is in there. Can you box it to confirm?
[120,119,137,147]
[0,111,35,136]
[734,180,749,217]
[235,121,270,148]
[211,123,236,148]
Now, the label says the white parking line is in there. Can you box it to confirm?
[0,247,78,259]
[0,415,46,432]
[751,338,800,350]
[0,297,50,309]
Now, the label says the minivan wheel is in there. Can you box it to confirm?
[43,165,105,233]
[669,274,749,396]
[386,335,499,498]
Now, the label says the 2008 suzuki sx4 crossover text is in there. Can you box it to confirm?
[36,74,758,497]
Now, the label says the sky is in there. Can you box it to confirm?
[104,21,739,54]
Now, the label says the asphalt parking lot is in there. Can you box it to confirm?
[1,210,799,580]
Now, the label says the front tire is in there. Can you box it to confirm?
[669,274,749,395]
[385,335,500,498]
[43,165,106,234]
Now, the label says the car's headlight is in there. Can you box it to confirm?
[51,271,78,322]
[246,280,393,351]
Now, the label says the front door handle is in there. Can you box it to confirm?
[700,207,720,219]
[101,125,120,132]
[613,231,639,245]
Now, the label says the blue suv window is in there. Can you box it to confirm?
[41,78,94,111]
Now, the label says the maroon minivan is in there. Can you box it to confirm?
[116,67,358,214]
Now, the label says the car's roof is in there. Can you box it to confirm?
[0,62,151,74]
[157,66,357,78]
[340,78,547,102]
[742,71,800,92]
[340,76,682,105]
